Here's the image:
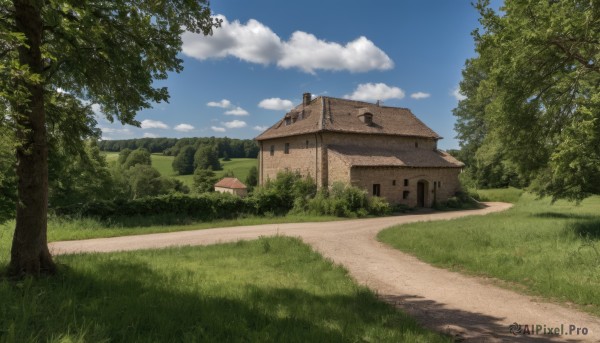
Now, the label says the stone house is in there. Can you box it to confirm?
[255,93,464,207]
[214,177,248,197]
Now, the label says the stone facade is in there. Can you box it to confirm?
[256,94,464,207]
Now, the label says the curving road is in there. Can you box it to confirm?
[49,202,599,342]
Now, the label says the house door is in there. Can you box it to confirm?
[417,181,425,207]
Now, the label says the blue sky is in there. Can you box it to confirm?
[98,1,497,150]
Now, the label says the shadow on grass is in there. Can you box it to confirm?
[533,212,595,220]
[379,294,581,343]
[566,219,600,240]
[0,259,445,342]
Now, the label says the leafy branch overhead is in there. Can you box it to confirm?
[455,0,600,201]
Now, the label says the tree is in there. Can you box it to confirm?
[194,145,221,171]
[193,168,218,193]
[118,148,133,165]
[456,0,600,201]
[122,148,152,170]
[245,166,258,191]
[172,145,196,175]
[0,1,219,276]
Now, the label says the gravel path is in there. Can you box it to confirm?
[49,203,599,342]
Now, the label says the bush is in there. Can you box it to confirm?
[303,182,389,217]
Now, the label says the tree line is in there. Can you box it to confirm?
[98,137,259,159]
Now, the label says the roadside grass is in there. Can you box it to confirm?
[378,192,600,316]
[0,215,342,242]
[0,236,451,342]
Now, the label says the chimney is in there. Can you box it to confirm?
[303,92,311,106]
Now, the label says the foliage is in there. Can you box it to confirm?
[456,0,600,201]
[48,140,115,208]
[303,182,390,217]
[172,145,195,175]
[379,193,600,316]
[192,168,219,193]
[245,166,258,191]
[249,171,317,215]
[194,144,221,171]
[121,148,152,169]
[0,126,17,224]
[98,136,259,158]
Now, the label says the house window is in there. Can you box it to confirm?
[403,191,410,199]
[284,143,290,154]
[285,118,291,125]
[392,180,396,186]
[438,181,442,188]
[306,140,309,148]
[404,179,409,186]
[415,141,419,148]
[270,145,274,156]
[373,184,381,197]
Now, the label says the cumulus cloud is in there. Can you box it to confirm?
[182,15,393,74]
[224,106,249,116]
[258,98,294,111]
[344,83,405,102]
[143,132,158,138]
[223,120,247,129]
[207,99,232,108]
[174,123,195,132]
[452,87,467,101]
[410,92,431,100]
[211,126,226,132]
[141,119,169,129]
[253,125,269,131]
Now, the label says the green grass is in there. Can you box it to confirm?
[378,192,600,316]
[102,152,257,187]
[0,215,342,242]
[475,187,524,203]
[0,236,451,342]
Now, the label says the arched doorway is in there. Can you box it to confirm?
[417,180,429,207]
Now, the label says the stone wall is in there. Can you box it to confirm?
[350,167,461,207]
[215,187,248,197]
[323,132,437,151]
[259,134,320,184]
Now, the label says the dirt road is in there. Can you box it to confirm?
[49,203,599,342]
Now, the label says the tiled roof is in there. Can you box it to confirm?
[328,145,464,168]
[214,177,247,189]
[255,96,441,140]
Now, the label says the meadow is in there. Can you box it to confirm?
[104,152,257,187]
[378,190,600,316]
[0,232,450,342]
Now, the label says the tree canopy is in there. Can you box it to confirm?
[0,0,219,276]
[455,0,600,201]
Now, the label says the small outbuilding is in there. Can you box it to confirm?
[214,177,248,197]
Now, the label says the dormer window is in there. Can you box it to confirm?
[285,117,291,126]
[357,108,373,125]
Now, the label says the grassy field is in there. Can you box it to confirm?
[0,235,450,342]
[0,215,343,242]
[103,152,257,187]
[378,190,600,316]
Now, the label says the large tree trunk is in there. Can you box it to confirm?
[8,0,56,277]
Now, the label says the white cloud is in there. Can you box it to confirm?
[223,120,247,129]
[143,132,158,138]
[253,125,269,131]
[182,15,393,74]
[211,126,226,132]
[174,123,195,132]
[224,106,249,116]
[344,83,405,102]
[99,127,131,134]
[207,99,232,108]
[410,92,431,100]
[452,87,467,101]
[258,98,294,111]
[141,119,169,129]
